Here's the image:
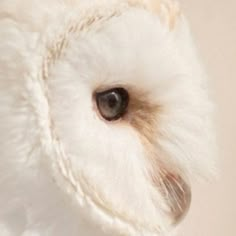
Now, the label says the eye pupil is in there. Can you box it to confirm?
[107,92,120,109]
[95,88,129,121]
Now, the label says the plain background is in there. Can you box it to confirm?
[177,1,236,236]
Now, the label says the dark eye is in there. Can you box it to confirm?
[95,88,129,121]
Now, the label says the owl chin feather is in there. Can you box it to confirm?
[0,0,216,235]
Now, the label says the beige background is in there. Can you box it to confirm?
[177,1,236,236]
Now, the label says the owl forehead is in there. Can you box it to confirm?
[57,11,182,93]
[63,0,181,30]
[43,0,182,82]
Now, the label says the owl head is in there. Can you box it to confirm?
[0,0,216,235]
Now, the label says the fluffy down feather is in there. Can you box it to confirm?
[0,0,216,235]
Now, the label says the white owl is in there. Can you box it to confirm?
[0,0,216,236]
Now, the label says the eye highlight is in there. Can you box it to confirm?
[95,88,129,121]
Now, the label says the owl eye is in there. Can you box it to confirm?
[95,88,129,121]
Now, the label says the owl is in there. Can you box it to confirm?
[0,0,216,236]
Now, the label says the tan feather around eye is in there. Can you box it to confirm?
[124,88,191,225]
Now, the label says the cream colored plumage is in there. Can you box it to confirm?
[0,0,216,235]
